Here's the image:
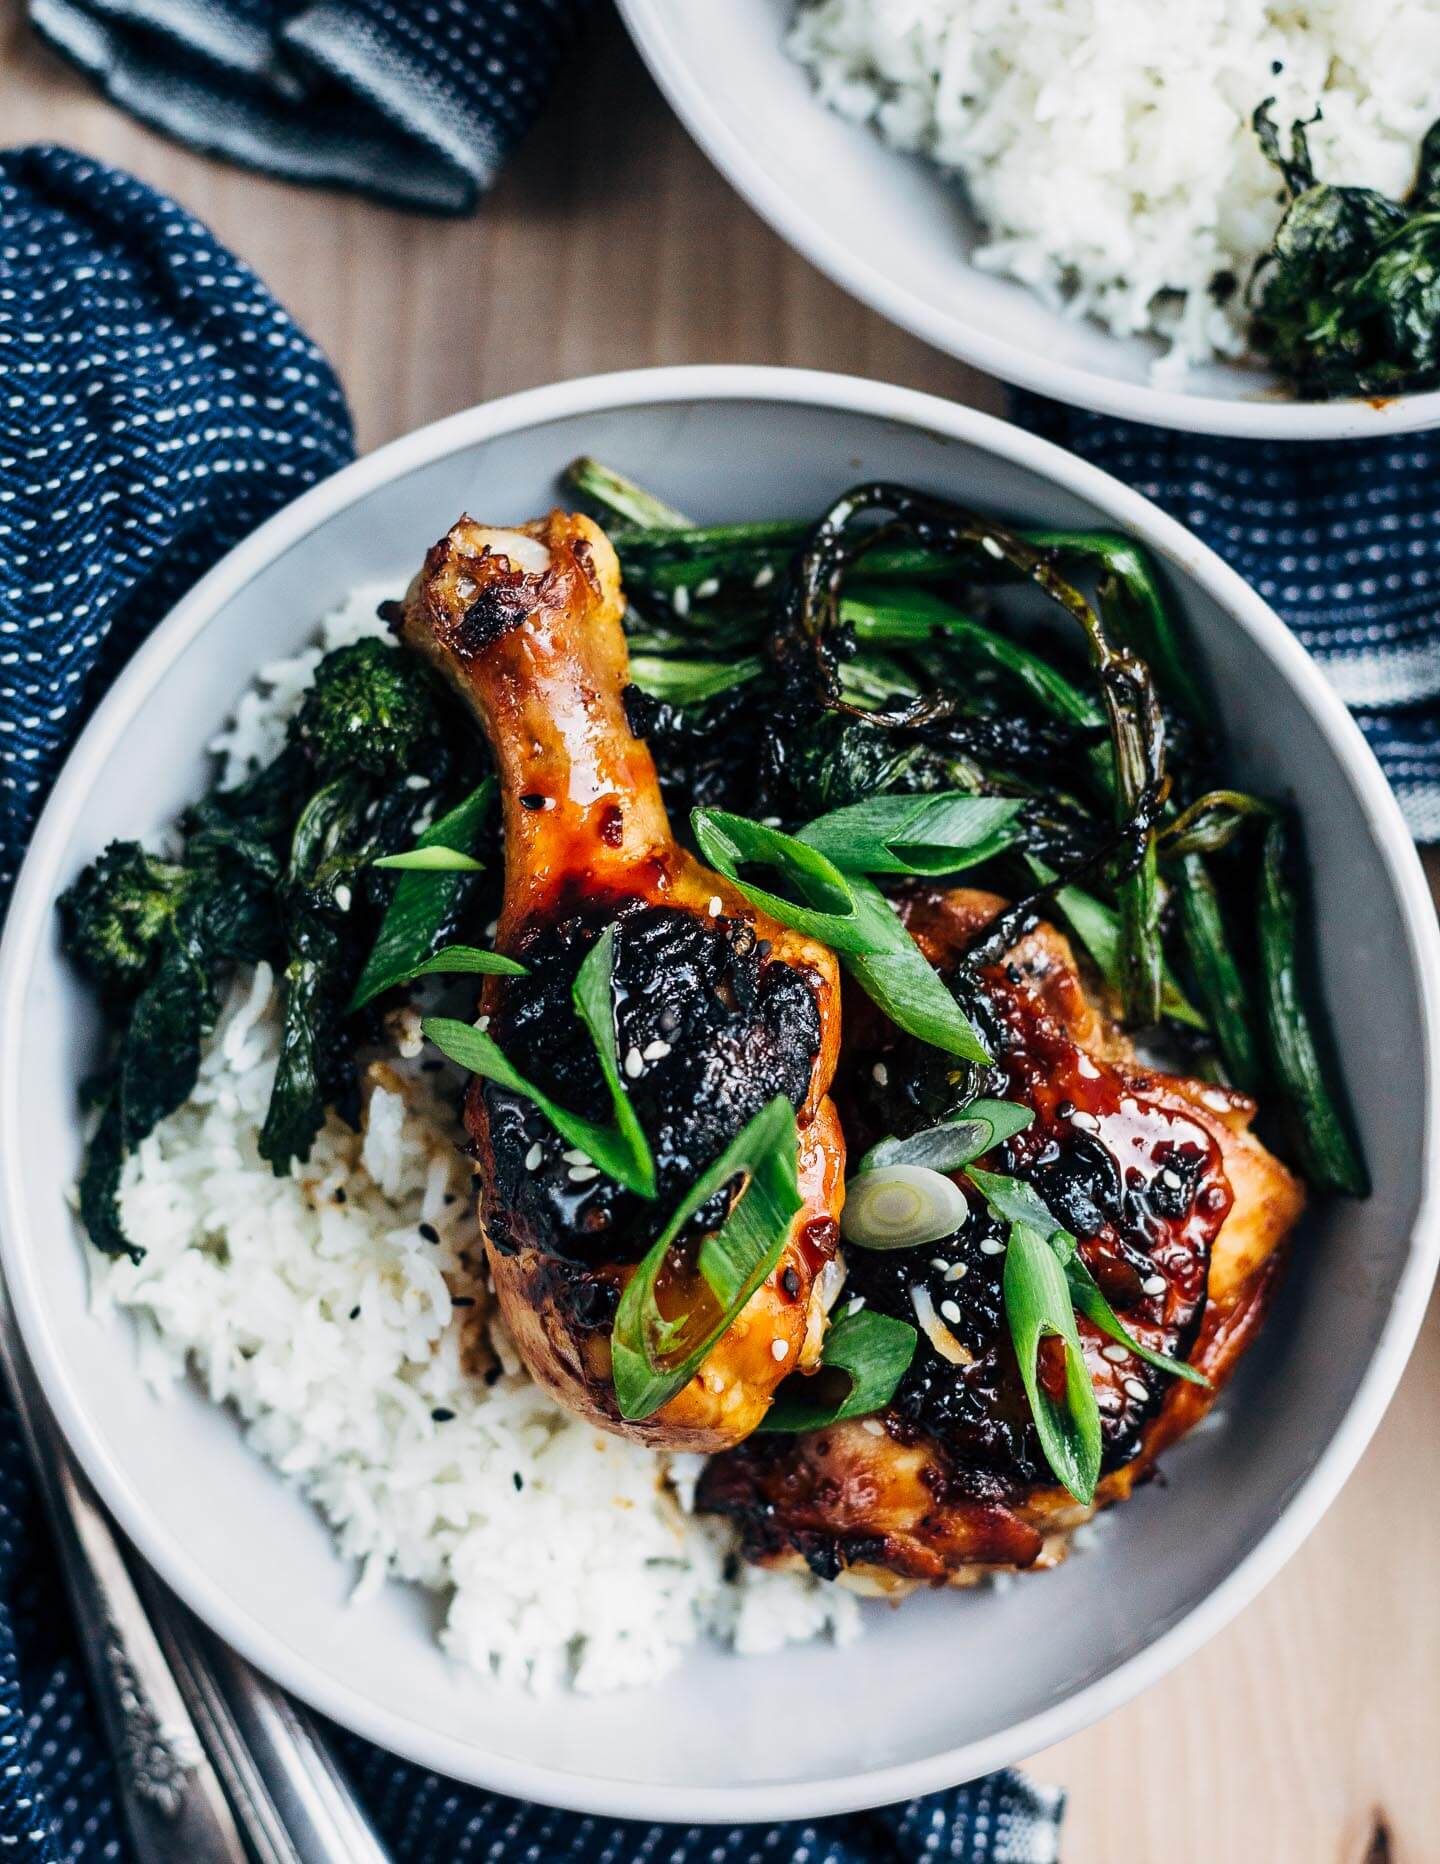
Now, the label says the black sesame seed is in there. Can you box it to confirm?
[451,1295,475,1308]
[484,1366,502,1387]
[520,792,546,811]
[512,1471,524,1491]
[782,1266,800,1298]
[334,1187,347,1204]
[419,1223,440,1244]
[431,1408,456,1423]
[349,1306,361,1320]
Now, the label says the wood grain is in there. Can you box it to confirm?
[2,6,1437,1858]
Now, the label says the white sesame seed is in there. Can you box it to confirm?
[771,1338,789,1361]
[671,585,691,616]
[1101,1343,1129,1363]
[404,774,430,791]
[624,1046,644,1079]
[333,884,352,912]
[945,1262,968,1282]
[1141,1273,1167,1296]
[562,1148,591,1166]
[872,1061,889,1087]
[980,535,1005,560]
[473,1014,490,1032]
[846,1296,866,1314]
[979,1238,1006,1256]
[862,1418,885,1436]
[929,1257,949,1271]
[695,577,720,599]
[569,1164,601,1184]
[642,1038,672,1061]
[762,815,782,828]
[485,919,499,939]
[1070,1109,1100,1132]
[940,1298,963,1324]
[707,895,722,917]
[1123,1376,1150,1402]
[753,564,775,588]
[1159,1168,1183,1190]
[524,1143,543,1172]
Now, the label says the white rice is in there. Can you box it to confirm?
[789,0,1440,376]
[85,592,859,1695]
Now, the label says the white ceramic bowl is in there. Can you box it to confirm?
[2,367,1437,1822]
[617,0,1440,442]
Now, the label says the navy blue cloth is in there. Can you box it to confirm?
[27,0,590,213]
[1019,397,1440,841]
[0,147,1066,1864]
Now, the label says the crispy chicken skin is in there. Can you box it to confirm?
[699,885,1304,1590]
[400,512,844,1451]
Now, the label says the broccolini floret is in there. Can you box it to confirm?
[292,638,448,782]
[58,841,192,995]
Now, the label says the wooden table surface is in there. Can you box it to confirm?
[3,7,1436,1859]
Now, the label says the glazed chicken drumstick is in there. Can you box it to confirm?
[400,510,845,1451]
[700,884,1305,1589]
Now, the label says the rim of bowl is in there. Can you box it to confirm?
[3,366,1438,1822]
[615,0,1440,443]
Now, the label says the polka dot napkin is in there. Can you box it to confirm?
[27,0,590,213]
[0,146,1065,1864]
[1018,397,1440,841]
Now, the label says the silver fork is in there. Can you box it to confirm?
[0,1286,392,1864]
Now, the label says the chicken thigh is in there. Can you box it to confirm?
[699,885,1304,1588]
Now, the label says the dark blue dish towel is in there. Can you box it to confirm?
[0,146,1067,1864]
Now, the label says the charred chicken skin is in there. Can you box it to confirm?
[399,512,844,1451]
[699,885,1304,1590]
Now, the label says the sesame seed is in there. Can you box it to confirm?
[562,1148,591,1166]
[524,1143,543,1171]
[334,884,352,912]
[940,1298,962,1324]
[695,577,720,599]
[431,1407,455,1422]
[1159,1168,1183,1190]
[846,1296,866,1314]
[762,815,782,828]
[485,919,499,939]
[979,1238,1006,1256]
[1123,1376,1150,1402]
[753,564,775,588]
[1141,1273,1167,1295]
[569,1164,600,1183]
[1101,1343,1129,1363]
[930,1257,949,1271]
[642,1038,671,1061]
[945,1262,968,1282]
[624,1046,644,1079]
[512,1471,524,1491]
[707,895,722,917]
[404,774,430,790]
[980,535,1005,560]
[771,1339,789,1361]
[419,1223,439,1244]
[672,585,691,616]
[473,1014,490,1032]
[872,1062,889,1087]
[862,1418,885,1436]
[1070,1110,1100,1132]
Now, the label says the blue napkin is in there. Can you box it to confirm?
[0,145,1066,1864]
[1017,397,1440,840]
[27,0,591,213]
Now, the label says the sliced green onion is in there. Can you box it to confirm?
[1257,819,1368,1196]
[693,808,992,1065]
[841,1165,969,1251]
[758,1308,918,1433]
[1004,1221,1102,1505]
[422,924,655,1198]
[1028,856,1205,1032]
[350,778,495,1010]
[796,792,1022,878]
[1066,1257,1210,1389]
[378,943,525,985]
[611,1095,801,1420]
[374,846,484,873]
[858,1098,1032,1174]
[1158,790,1275,859]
